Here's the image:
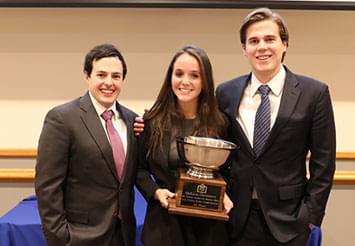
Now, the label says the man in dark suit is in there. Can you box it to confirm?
[216,8,336,245]
[35,44,138,246]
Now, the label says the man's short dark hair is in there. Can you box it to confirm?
[84,43,127,79]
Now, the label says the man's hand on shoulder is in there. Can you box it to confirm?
[134,108,149,136]
[134,117,144,136]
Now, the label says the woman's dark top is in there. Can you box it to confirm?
[135,118,229,246]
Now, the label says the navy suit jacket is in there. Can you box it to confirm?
[216,66,336,243]
[35,92,138,246]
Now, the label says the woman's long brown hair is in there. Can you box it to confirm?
[145,45,227,158]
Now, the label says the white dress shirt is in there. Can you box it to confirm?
[237,66,286,148]
[237,67,286,198]
[89,92,128,154]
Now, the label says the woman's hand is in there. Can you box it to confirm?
[154,188,175,209]
[223,193,234,214]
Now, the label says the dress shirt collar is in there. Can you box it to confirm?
[88,91,121,120]
[250,66,286,98]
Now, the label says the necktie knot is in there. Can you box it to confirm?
[258,85,271,96]
[101,110,114,121]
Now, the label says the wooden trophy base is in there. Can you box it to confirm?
[168,169,229,221]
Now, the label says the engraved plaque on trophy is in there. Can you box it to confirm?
[168,136,236,221]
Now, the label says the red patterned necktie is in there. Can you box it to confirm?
[101,110,126,179]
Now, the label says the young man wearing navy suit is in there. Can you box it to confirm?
[35,44,138,246]
[216,8,336,245]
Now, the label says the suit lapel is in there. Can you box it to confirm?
[263,68,301,154]
[116,103,134,185]
[224,77,245,119]
[79,92,119,180]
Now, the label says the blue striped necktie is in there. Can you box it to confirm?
[253,85,271,157]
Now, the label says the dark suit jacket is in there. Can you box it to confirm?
[216,66,336,243]
[35,92,138,246]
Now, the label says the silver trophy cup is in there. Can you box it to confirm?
[176,136,237,179]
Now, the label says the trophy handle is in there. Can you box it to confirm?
[176,136,189,164]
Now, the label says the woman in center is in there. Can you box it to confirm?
[136,45,233,246]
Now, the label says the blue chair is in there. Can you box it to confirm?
[307,226,322,246]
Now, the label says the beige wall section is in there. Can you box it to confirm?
[322,185,355,246]
[0,183,34,218]
[0,8,354,149]
[0,7,355,246]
